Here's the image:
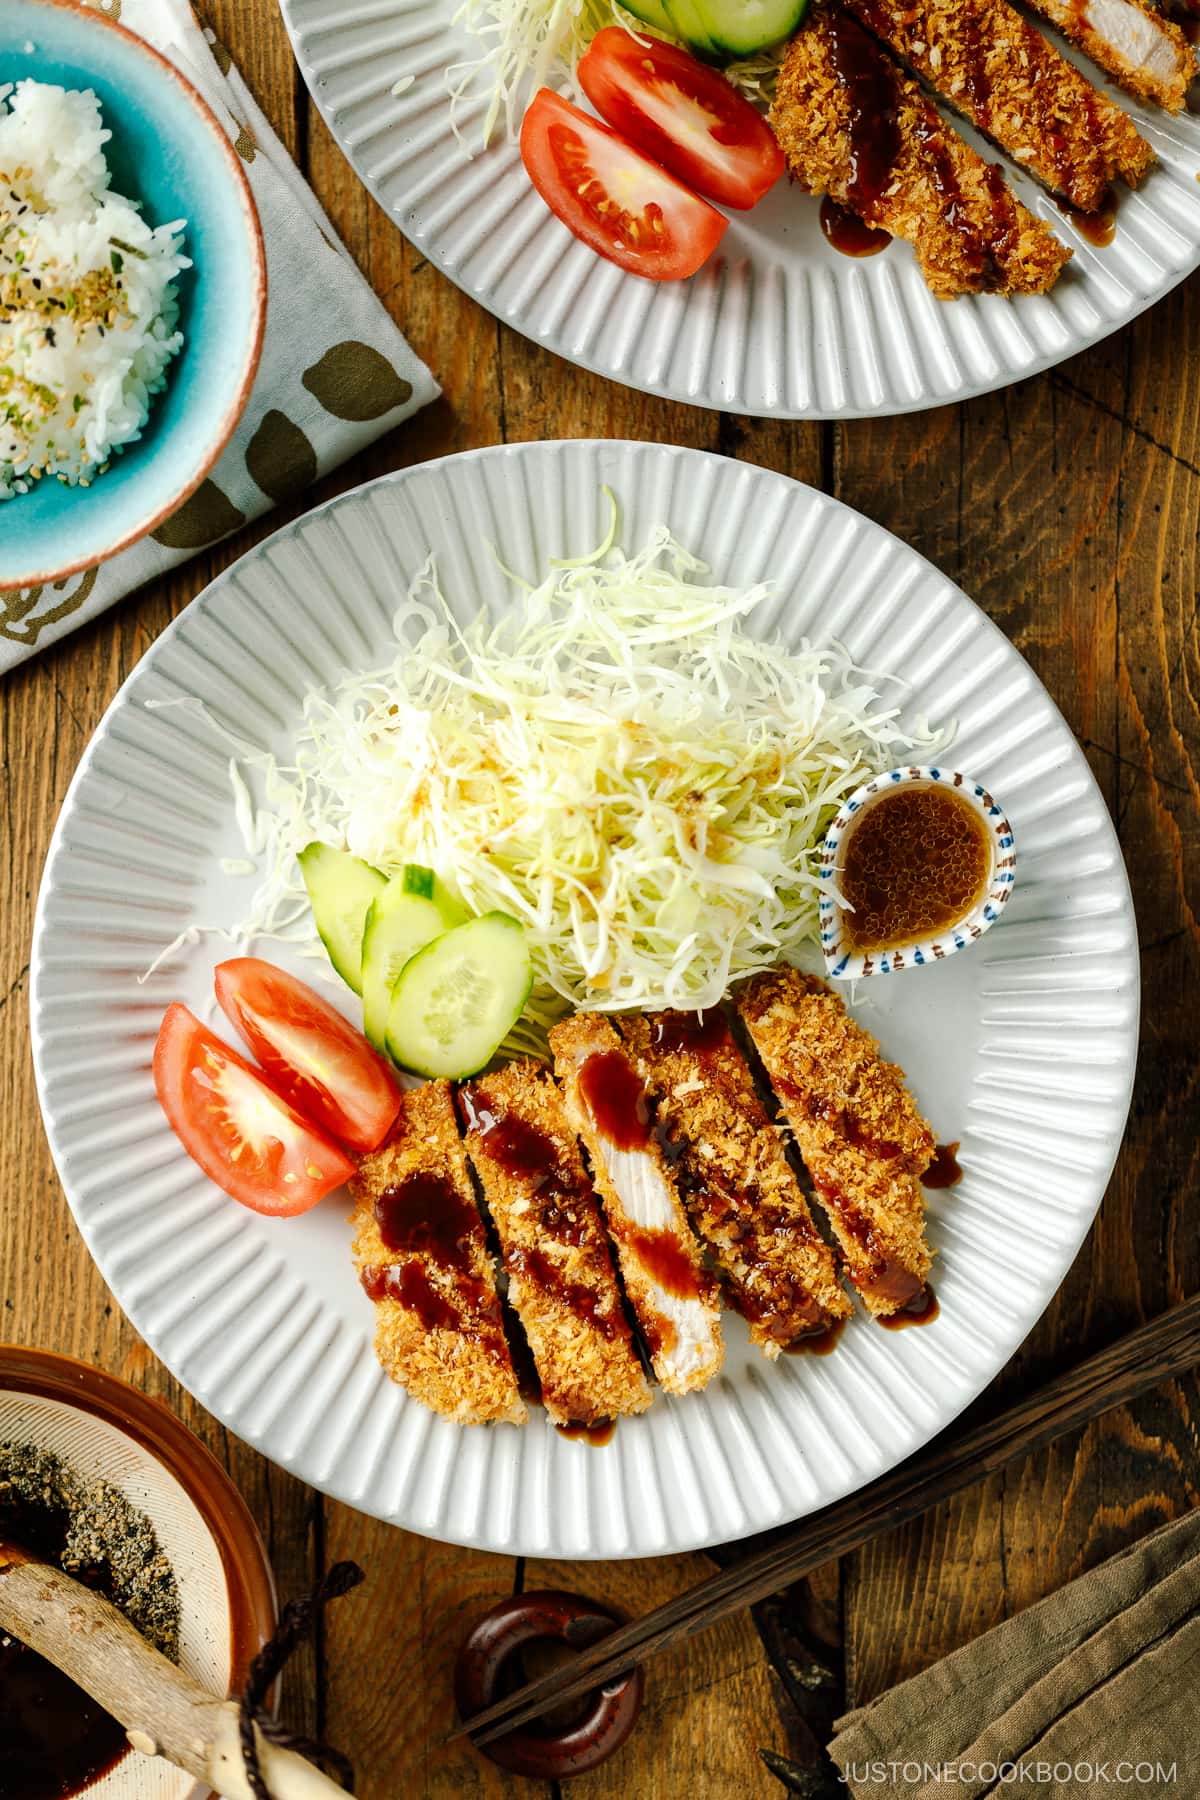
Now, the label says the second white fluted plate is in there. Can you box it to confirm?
[32,442,1138,1557]
[279,0,1200,418]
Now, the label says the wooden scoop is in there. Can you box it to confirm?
[0,1541,346,1800]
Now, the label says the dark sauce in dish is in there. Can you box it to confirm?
[838,784,992,952]
[0,1497,130,1800]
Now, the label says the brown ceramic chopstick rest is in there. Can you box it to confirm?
[454,1589,644,1778]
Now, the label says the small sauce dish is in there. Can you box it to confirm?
[818,765,1016,980]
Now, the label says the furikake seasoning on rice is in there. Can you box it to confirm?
[0,79,188,500]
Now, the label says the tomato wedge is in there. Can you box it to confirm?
[214,959,400,1154]
[519,88,727,280]
[578,29,784,212]
[154,1003,356,1216]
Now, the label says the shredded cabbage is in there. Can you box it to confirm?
[221,511,942,1042]
[447,0,783,146]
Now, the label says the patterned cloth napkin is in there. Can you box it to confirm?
[829,1509,1200,1799]
[0,0,438,673]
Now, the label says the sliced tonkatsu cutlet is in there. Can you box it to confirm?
[843,0,1155,210]
[770,6,1071,299]
[550,1015,724,1396]
[736,968,935,1320]
[1024,0,1195,114]
[350,1080,526,1425]
[619,1010,851,1357]
[459,1061,651,1428]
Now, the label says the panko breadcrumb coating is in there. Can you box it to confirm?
[843,0,1155,209]
[619,1010,851,1356]
[459,1061,651,1427]
[1025,0,1195,113]
[551,1014,724,1396]
[736,968,935,1318]
[351,1081,526,1425]
[770,5,1072,297]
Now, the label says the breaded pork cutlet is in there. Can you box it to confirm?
[459,1061,651,1427]
[843,0,1155,210]
[550,1015,724,1396]
[770,6,1071,298]
[619,1010,851,1357]
[736,969,935,1319]
[1025,0,1195,113]
[351,1081,526,1425]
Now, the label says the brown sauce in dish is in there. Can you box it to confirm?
[783,1317,848,1357]
[839,783,992,953]
[649,1009,731,1058]
[1055,188,1117,247]
[507,1245,627,1342]
[0,1497,130,1800]
[826,10,900,217]
[819,196,891,257]
[878,1285,940,1330]
[619,1221,702,1302]
[556,1419,617,1447]
[923,1142,963,1190]
[578,1050,651,1151]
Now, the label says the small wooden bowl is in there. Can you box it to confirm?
[0,1345,277,1800]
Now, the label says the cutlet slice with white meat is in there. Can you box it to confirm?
[842,0,1155,209]
[619,1010,852,1357]
[550,1015,724,1396]
[1024,0,1195,113]
[459,1061,651,1427]
[351,1080,526,1425]
[770,6,1072,299]
[736,969,935,1320]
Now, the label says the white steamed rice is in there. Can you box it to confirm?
[0,78,189,500]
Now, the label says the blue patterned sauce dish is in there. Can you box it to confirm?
[818,765,1016,981]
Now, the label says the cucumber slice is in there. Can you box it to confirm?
[361,882,449,1051]
[620,0,676,32]
[662,0,725,61]
[298,843,385,996]
[699,0,808,56]
[402,864,435,901]
[385,913,533,1080]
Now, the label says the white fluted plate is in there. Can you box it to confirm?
[278,0,1200,418]
[32,442,1138,1557]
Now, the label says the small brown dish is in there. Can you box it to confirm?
[0,1344,277,1800]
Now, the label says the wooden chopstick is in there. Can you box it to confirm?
[452,1293,1200,1749]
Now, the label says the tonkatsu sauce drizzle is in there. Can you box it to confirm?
[556,1419,617,1446]
[819,196,891,257]
[1056,187,1117,247]
[784,1317,847,1357]
[619,1220,703,1301]
[826,11,900,218]
[578,1050,651,1151]
[879,1285,940,1330]
[923,1142,963,1189]
[649,1009,731,1058]
[507,1244,628,1342]
[838,783,992,953]
[459,1085,589,1240]
[367,1173,504,1346]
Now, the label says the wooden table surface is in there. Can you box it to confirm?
[3,3,1199,1794]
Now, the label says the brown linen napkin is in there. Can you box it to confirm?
[829,1510,1200,1798]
